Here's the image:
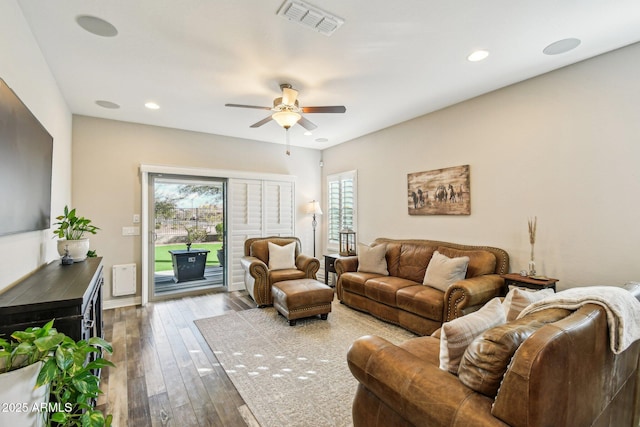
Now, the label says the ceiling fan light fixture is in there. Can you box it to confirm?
[272,110,301,128]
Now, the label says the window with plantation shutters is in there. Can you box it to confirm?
[327,170,357,247]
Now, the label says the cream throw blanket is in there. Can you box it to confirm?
[517,286,640,354]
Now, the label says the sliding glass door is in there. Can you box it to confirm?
[148,173,226,301]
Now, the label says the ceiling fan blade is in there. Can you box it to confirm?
[250,115,274,128]
[225,103,272,110]
[298,115,317,131]
[301,106,346,114]
[282,87,298,106]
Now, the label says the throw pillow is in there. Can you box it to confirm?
[268,242,297,270]
[458,308,569,397]
[439,297,506,374]
[423,250,470,292]
[357,243,388,275]
[504,287,555,321]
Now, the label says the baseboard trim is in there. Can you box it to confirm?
[103,296,142,310]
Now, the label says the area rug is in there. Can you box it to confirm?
[194,300,416,427]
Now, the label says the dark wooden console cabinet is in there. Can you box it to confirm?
[0,257,103,342]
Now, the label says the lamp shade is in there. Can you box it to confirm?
[272,110,301,128]
[306,200,323,215]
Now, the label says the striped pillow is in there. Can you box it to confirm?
[504,287,554,321]
[439,298,506,374]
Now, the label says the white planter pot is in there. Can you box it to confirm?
[57,238,90,262]
[0,361,49,427]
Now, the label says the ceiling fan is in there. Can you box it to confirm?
[225,83,346,131]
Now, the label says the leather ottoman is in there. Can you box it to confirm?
[272,278,334,326]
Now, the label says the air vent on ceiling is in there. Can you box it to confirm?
[277,0,344,36]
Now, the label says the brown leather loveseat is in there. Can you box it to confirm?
[336,238,509,335]
[347,283,640,427]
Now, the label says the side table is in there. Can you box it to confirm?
[324,253,348,287]
[501,273,558,292]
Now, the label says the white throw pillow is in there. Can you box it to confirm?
[423,250,470,292]
[504,287,555,321]
[357,243,388,275]
[268,242,297,270]
[439,297,506,374]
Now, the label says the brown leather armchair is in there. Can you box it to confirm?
[240,236,320,307]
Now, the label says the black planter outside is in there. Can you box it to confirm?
[217,248,225,268]
[169,249,210,283]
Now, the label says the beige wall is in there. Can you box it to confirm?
[72,116,322,305]
[322,42,640,290]
[0,1,72,292]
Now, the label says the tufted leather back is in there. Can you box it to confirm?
[372,238,508,282]
[244,236,302,264]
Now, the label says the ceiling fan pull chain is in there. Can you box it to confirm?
[286,128,291,156]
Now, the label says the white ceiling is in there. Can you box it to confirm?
[16,0,640,150]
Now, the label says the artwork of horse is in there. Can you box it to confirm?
[407,165,470,215]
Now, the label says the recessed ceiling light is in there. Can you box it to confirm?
[315,137,328,143]
[304,131,312,136]
[145,102,160,110]
[95,100,120,109]
[543,38,581,55]
[467,50,490,62]
[76,15,118,37]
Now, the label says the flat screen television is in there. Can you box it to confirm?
[0,78,53,237]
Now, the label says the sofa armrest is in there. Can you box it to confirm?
[296,254,320,278]
[348,335,504,427]
[335,256,358,275]
[240,256,269,306]
[444,274,505,322]
[240,255,268,277]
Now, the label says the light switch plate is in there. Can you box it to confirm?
[122,226,140,236]
[133,214,140,223]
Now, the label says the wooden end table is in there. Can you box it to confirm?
[501,273,558,292]
[324,253,349,287]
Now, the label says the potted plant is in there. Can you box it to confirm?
[184,225,207,251]
[0,319,114,427]
[215,222,225,267]
[0,320,61,427]
[53,206,100,262]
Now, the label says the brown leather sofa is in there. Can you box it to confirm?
[336,238,509,335]
[347,283,640,427]
[240,236,320,307]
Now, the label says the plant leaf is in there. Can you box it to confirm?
[88,337,113,353]
[36,357,58,387]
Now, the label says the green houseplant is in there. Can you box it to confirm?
[0,320,114,427]
[53,206,100,262]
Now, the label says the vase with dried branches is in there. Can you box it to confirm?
[528,216,537,276]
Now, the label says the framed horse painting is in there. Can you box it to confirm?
[407,164,470,215]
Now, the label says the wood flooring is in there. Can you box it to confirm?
[96,290,259,427]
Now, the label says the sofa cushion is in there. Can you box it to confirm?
[439,297,506,374]
[269,269,306,285]
[504,287,555,321]
[423,251,470,292]
[357,243,388,275]
[436,246,497,277]
[364,276,419,307]
[340,271,384,296]
[384,243,436,282]
[458,308,571,397]
[396,285,445,322]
